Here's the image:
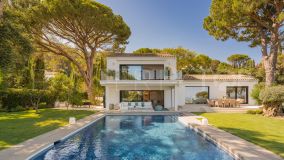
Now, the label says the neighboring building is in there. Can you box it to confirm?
[100,53,258,111]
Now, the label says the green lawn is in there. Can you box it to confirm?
[196,113,284,158]
[0,109,96,150]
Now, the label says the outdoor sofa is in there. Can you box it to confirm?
[120,102,153,111]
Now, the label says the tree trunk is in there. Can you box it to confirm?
[85,56,94,102]
[263,56,276,86]
[261,29,278,86]
[86,79,94,102]
[263,103,283,117]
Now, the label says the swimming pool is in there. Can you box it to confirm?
[31,115,233,160]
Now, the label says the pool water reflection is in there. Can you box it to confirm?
[32,115,233,160]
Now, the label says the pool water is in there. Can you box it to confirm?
[32,115,233,160]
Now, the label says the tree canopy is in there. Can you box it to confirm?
[26,0,131,101]
[227,54,252,68]
[0,0,34,88]
[204,0,284,85]
[133,48,161,54]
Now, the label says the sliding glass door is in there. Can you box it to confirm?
[120,90,164,106]
[226,86,248,104]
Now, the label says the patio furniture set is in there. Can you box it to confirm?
[207,99,241,108]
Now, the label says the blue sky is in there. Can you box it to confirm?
[96,0,261,62]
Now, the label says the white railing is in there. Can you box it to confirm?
[101,70,182,80]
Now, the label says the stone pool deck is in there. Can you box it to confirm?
[178,115,283,160]
[0,113,105,160]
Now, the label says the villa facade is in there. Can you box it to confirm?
[100,53,258,111]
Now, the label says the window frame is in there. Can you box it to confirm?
[119,64,165,80]
[226,86,249,104]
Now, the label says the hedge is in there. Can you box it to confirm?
[0,89,56,112]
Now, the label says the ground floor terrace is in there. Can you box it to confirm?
[103,78,258,111]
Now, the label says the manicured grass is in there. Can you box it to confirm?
[0,109,96,150]
[195,113,284,158]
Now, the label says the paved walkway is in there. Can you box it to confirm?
[0,113,105,160]
[180,104,261,113]
[178,115,283,160]
[53,105,105,111]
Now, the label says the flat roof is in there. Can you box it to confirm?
[183,74,258,81]
[107,53,175,58]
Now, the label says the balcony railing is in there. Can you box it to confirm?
[101,70,182,80]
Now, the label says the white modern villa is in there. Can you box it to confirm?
[100,53,258,111]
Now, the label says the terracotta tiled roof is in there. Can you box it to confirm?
[183,74,257,81]
[107,53,175,58]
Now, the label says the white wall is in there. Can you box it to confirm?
[177,80,258,105]
[103,56,259,109]
[105,85,174,110]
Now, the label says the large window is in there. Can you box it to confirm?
[120,90,164,106]
[185,86,209,104]
[226,86,248,104]
[120,65,164,80]
[120,65,142,80]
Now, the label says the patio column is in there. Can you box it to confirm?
[174,81,185,111]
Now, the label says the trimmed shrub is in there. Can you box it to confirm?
[250,83,265,105]
[259,85,284,117]
[69,90,83,106]
[246,109,263,115]
[0,89,56,112]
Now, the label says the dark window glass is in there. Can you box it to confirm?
[226,86,248,104]
[120,65,142,80]
[120,65,164,80]
[120,90,164,106]
[120,91,143,102]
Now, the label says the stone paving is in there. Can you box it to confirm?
[0,113,105,160]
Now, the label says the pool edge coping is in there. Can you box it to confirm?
[3,112,281,160]
[187,123,242,160]
[26,113,179,159]
[30,113,237,160]
[0,113,106,160]
[183,120,283,160]
[26,113,106,160]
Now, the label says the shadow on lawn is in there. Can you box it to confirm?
[219,127,284,158]
[0,109,94,150]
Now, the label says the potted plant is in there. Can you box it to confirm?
[106,70,115,80]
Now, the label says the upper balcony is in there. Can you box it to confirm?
[101,69,182,81]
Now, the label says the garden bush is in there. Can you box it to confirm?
[246,109,263,115]
[0,89,56,112]
[250,83,265,105]
[69,90,84,106]
[49,74,84,107]
[259,85,284,117]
